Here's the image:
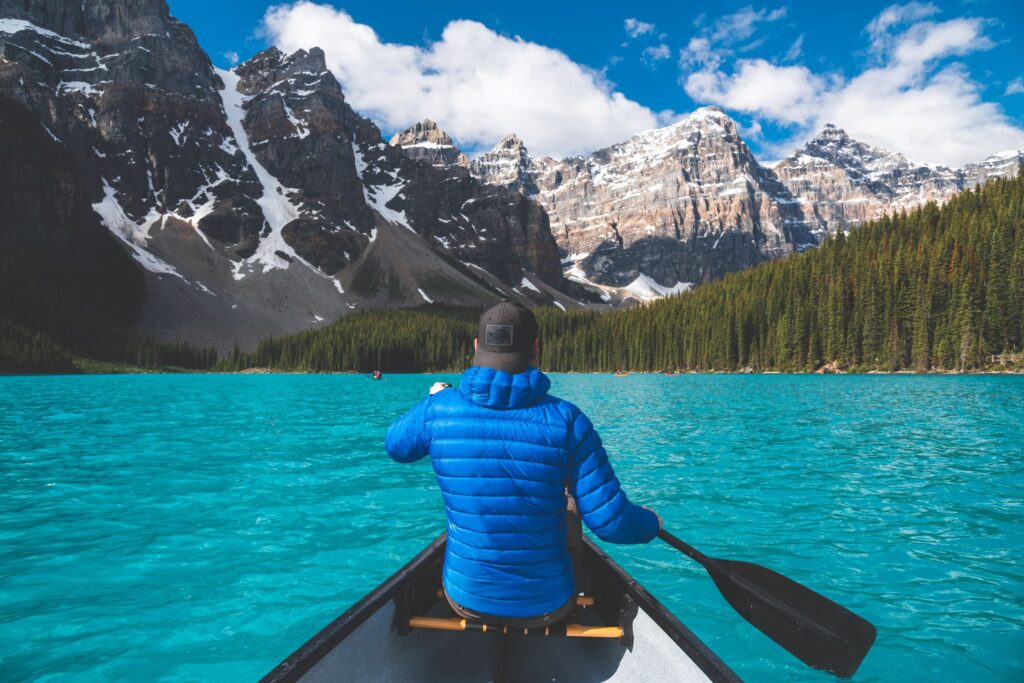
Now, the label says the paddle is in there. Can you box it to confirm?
[658,528,876,678]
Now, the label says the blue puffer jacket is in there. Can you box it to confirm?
[385,366,659,618]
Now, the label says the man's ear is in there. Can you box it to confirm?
[474,338,478,350]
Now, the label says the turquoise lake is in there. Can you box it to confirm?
[0,374,1022,681]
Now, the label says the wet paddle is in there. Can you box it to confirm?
[658,528,876,678]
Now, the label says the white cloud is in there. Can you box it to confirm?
[680,6,787,70]
[264,2,659,158]
[708,6,786,44]
[643,44,671,63]
[680,5,1024,166]
[1006,77,1024,96]
[223,50,240,65]
[782,34,804,62]
[680,37,718,69]
[624,18,656,39]
[890,18,992,65]
[867,2,939,52]
[685,60,825,125]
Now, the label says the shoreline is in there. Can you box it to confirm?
[5,368,1022,377]
[225,369,1024,376]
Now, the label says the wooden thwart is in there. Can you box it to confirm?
[407,616,623,639]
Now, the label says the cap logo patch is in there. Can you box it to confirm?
[485,324,514,347]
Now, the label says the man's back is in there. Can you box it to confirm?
[386,366,659,619]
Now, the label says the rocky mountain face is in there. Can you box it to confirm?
[0,95,143,322]
[0,0,572,350]
[773,125,1024,233]
[455,108,815,295]
[961,151,1024,187]
[401,110,1020,298]
[466,133,543,197]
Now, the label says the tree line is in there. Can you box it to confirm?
[4,171,1021,374]
[219,171,1023,374]
[217,306,477,373]
[0,256,217,373]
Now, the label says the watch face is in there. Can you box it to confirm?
[485,324,514,347]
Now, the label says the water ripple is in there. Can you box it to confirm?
[0,374,1022,681]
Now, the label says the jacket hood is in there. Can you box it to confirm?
[458,366,551,410]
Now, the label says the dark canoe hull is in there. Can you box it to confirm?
[261,534,741,682]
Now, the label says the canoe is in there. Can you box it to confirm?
[261,534,741,682]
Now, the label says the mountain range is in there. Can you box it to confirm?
[394,112,1022,301]
[1,0,1020,350]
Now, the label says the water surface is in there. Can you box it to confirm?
[0,374,1022,681]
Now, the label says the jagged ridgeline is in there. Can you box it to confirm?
[222,173,1024,373]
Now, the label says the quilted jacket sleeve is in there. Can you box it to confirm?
[385,397,432,463]
[568,409,659,544]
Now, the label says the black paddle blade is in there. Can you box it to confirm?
[706,558,876,678]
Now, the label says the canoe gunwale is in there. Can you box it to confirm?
[583,538,741,683]
[259,532,741,683]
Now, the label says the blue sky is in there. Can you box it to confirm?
[167,1,1024,165]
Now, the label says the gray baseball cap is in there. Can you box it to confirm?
[472,301,538,374]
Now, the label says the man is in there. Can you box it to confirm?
[385,301,660,625]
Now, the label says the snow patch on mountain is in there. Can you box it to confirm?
[217,67,304,277]
[564,262,691,303]
[91,179,184,279]
[564,264,611,301]
[58,80,102,96]
[519,276,540,293]
[351,141,367,178]
[365,181,413,232]
[0,18,90,48]
[351,140,415,231]
[281,99,310,139]
[624,274,692,301]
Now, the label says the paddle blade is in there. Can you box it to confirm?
[706,558,876,678]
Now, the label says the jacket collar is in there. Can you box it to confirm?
[458,366,551,409]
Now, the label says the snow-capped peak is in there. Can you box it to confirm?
[494,132,527,151]
[390,119,458,148]
[982,150,1023,162]
[784,125,914,180]
[631,106,738,142]
[390,119,468,166]
[684,105,733,125]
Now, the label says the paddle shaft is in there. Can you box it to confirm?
[658,529,712,567]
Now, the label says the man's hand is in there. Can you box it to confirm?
[429,382,452,395]
[643,506,663,529]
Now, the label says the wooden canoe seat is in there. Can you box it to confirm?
[411,593,623,638]
[407,616,623,639]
